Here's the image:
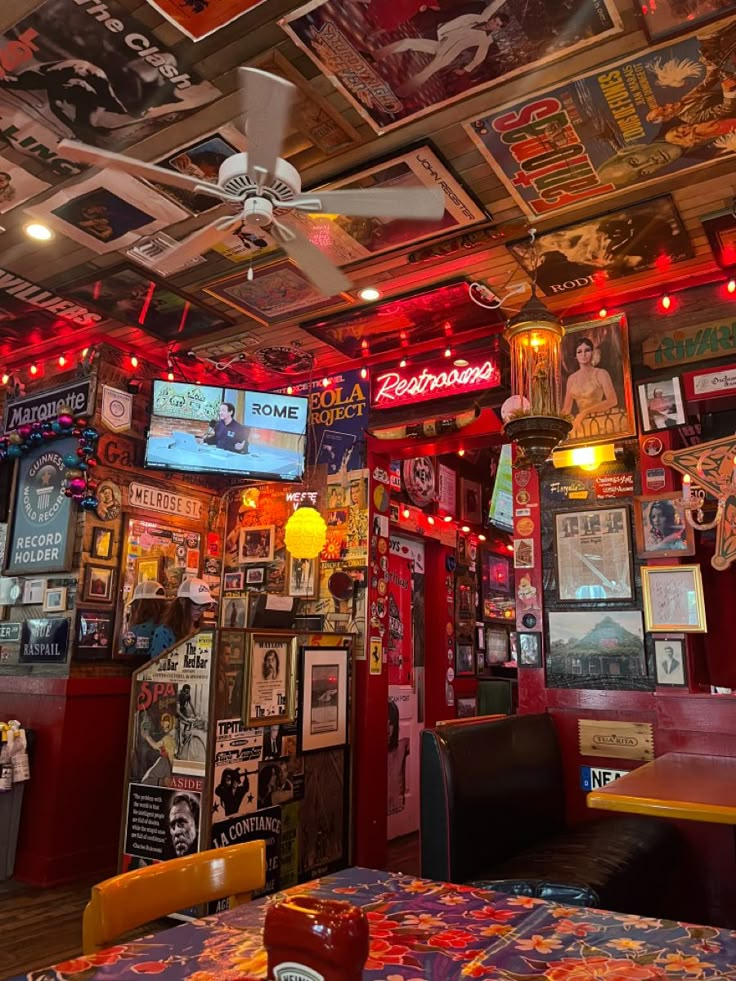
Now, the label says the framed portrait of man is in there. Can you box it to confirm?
[559,314,636,447]
[653,637,687,687]
[244,632,296,727]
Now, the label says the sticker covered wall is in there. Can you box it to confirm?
[466,17,736,218]
[0,0,219,169]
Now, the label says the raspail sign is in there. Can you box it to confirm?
[128,482,203,520]
[578,720,654,762]
[642,321,736,370]
[4,379,93,434]
[371,355,500,409]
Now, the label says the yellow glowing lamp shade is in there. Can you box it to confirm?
[284,506,327,559]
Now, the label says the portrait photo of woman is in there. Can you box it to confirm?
[635,494,695,559]
[559,317,636,446]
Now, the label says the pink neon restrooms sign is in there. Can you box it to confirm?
[371,357,501,409]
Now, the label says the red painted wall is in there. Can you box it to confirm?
[0,676,131,886]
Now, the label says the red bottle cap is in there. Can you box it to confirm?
[264,895,369,981]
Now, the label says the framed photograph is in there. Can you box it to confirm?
[203,257,354,326]
[653,636,688,687]
[518,632,542,668]
[702,209,736,270]
[299,646,349,752]
[76,608,114,660]
[639,0,736,42]
[21,578,46,605]
[84,564,116,603]
[547,610,647,684]
[286,554,319,599]
[637,377,687,433]
[509,632,519,662]
[456,696,477,719]
[136,556,163,587]
[60,263,231,343]
[238,525,275,564]
[220,595,249,629]
[484,626,509,666]
[460,478,483,524]
[455,643,475,677]
[282,1,622,134]
[152,126,248,215]
[244,633,296,727]
[224,571,245,592]
[482,552,515,620]
[554,506,633,602]
[634,494,695,559]
[560,315,636,446]
[43,586,67,613]
[91,526,114,560]
[641,565,707,633]
[508,197,692,298]
[246,567,265,586]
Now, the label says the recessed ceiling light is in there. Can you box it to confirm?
[453,358,469,367]
[358,287,381,302]
[25,222,54,242]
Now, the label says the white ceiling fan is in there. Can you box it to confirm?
[57,67,446,295]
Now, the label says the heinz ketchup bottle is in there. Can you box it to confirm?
[264,895,370,981]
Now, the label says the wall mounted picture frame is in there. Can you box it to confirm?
[641,565,707,633]
[634,493,695,559]
[639,0,736,42]
[220,594,249,629]
[484,626,509,667]
[286,554,319,599]
[203,257,354,326]
[637,377,686,432]
[547,610,647,686]
[455,642,475,677]
[21,578,46,605]
[246,567,265,586]
[460,478,483,524]
[554,506,633,602]
[84,564,116,604]
[76,607,115,660]
[91,526,114,560]
[244,632,296,727]
[135,556,164,587]
[43,586,67,613]
[518,632,542,668]
[238,525,275,564]
[652,635,688,687]
[559,315,636,447]
[702,209,736,270]
[299,646,349,752]
[224,571,245,592]
[456,696,477,719]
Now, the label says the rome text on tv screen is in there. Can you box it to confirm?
[145,381,308,482]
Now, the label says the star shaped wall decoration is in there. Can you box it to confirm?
[662,434,736,570]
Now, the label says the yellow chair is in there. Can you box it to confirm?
[82,841,266,953]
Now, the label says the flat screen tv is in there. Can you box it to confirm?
[145,381,308,481]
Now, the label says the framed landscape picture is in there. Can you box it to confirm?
[84,564,116,603]
[547,610,647,687]
[641,565,707,633]
[554,506,633,602]
[634,494,695,559]
[299,646,349,752]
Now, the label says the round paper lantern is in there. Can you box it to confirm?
[284,506,327,559]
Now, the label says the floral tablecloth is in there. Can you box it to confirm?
[13,867,736,980]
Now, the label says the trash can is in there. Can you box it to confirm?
[0,728,33,881]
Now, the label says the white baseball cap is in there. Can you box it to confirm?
[133,580,165,600]
[177,577,214,605]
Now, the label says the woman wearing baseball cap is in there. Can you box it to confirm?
[122,580,166,656]
[149,577,215,658]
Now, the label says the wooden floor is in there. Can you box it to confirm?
[0,834,420,980]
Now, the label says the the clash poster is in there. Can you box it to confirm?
[507,197,693,296]
[0,0,219,175]
[467,16,736,218]
[144,0,270,42]
[281,0,622,133]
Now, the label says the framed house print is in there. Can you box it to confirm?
[554,506,633,602]
[634,494,695,559]
[641,565,707,633]
[637,377,686,432]
[653,636,688,687]
[83,565,116,603]
[559,315,636,447]
[299,646,349,752]
[244,632,296,726]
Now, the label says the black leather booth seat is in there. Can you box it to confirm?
[420,713,679,915]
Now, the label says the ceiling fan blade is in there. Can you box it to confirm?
[57,140,212,194]
[287,187,446,220]
[272,220,351,297]
[157,218,236,275]
[239,67,295,187]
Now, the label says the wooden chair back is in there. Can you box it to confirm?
[82,840,266,953]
